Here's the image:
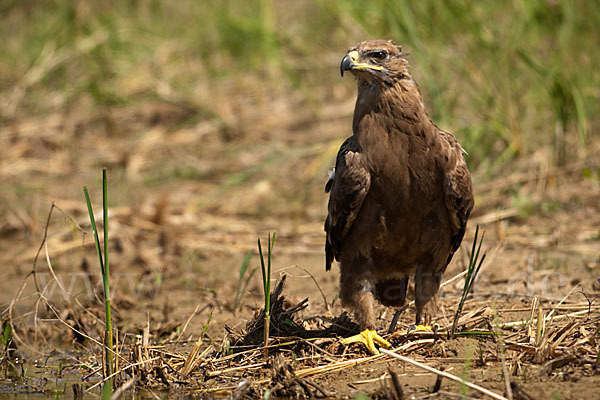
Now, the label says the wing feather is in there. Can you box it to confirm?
[439,131,474,267]
[324,137,371,271]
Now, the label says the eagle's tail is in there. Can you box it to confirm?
[325,241,334,271]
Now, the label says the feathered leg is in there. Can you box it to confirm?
[339,259,390,354]
[414,265,442,329]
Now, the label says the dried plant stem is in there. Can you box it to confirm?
[174,304,209,346]
[295,266,330,312]
[208,354,330,377]
[86,357,160,393]
[263,313,270,358]
[255,339,433,384]
[499,309,591,328]
[211,337,325,365]
[380,349,508,400]
[111,378,135,400]
[493,310,513,400]
[546,284,580,320]
[253,353,384,385]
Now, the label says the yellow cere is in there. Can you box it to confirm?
[347,50,359,62]
[347,50,383,72]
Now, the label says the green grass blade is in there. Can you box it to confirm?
[466,232,485,296]
[102,168,110,305]
[452,225,486,338]
[257,238,267,307]
[265,232,276,312]
[101,169,113,382]
[101,380,112,400]
[461,225,479,293]
[257,233,275,358]
[202,310,213,336]
[84,171,114,384]
[232,250,253,315]
[467,253,486,296]
[239,251,253,280]
[267,234,270,309]
[266,233,272,311]
[83,187,104,275]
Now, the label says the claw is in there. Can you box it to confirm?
[341,329,391,354]
[407,323,440,334]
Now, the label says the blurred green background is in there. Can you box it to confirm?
[1,0,599,218]
[3,0,599,162]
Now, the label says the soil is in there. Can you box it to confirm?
[1,101,599,399]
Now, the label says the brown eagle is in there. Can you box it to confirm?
[325,40,474,354]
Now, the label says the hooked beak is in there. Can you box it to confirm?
[340,50,383,77]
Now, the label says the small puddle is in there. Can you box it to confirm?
[0,354,164,399]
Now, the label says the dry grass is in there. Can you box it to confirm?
[1,88,599,397]
[4,257,599,398]
[2,189,599,398]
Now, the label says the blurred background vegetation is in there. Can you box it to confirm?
[1,0,599,219]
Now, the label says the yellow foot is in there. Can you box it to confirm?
[407,323,440,334]
[340,329,391,355]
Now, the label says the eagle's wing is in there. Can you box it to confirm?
[439,131,474,267]
[324,136,371,271]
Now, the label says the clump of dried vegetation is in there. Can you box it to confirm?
[2,199,599,399]
[1,1,600,398]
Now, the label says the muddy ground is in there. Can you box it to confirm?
[1,96,599,399]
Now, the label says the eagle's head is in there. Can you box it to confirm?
[341,40,409,85]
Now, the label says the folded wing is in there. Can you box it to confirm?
[324,136,371,271]
[440,131,474,269]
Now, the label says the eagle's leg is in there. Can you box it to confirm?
[339,263,390,354]
[413,265,442,332]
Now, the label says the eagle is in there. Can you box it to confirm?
[324,40,474,354]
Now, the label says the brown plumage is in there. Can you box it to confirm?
[325,40,474,341]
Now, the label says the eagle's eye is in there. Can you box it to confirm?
[369,51,387,61]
